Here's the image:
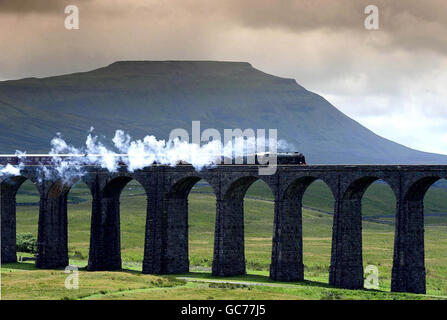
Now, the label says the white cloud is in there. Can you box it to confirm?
[357,113,447,155]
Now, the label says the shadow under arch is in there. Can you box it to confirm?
[213,175,275,277]
[1,175,40,264]
[161,176,217,274]
[88,174,148,271]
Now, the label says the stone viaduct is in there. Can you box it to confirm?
[2,163,447,294]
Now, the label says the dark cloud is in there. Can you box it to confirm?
[2,0,447,55]
[221,0,447,30]
[220,0,447,55]
[0,0,90,14]
[1,0,446,79]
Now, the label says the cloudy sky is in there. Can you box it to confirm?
[1,0,446,155]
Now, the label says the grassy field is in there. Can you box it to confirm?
[2,179,447,300]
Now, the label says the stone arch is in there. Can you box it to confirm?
[99,172,150,199]
[162,175,217,274]
[391,174,445,294]
[103,176,135,198]
[35,178,81,269]
[404,176,442,202]
[223,175,275,201]
[345,176,397,291]
[282,175,337,201]
[211,175,276,276]
[167,175,217,199]
[1,175,41,264]
[342,176,399,201]
[224,176,258,200]
[329,175,398,290]
[45,177,95,264]
[244,178,276,273]
[270,175,336,282]
[2,175,30,197]
[88,173,149,271]
[46,176,94,199]
[1,172,41,198]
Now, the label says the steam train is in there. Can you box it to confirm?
[280,152,306,164]
[236,152,306,165]
[0,152,306,166]
[269,152,306,165]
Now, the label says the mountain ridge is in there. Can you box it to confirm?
[0,60,445,164]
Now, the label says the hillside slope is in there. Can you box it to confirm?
[0,60,445,164]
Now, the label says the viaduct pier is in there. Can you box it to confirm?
[2,161,446,294]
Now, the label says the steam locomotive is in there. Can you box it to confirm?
[271,152,306,165]
[0,152,306,166]
[232,152,306,165]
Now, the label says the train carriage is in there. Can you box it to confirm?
[0,152,307,166]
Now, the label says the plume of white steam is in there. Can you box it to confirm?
[0,164,21,176]
[86,134,120,171]
[112,130,225,172]
[1,128,293,182]
[0,151,25,177]
[38,135,87,183]
[277,139,295,152]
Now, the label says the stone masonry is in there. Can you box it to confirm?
[2,164,447,294]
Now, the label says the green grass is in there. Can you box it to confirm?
[3,179,447,299]
[2,260,442,300]
[1,261,183,300]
